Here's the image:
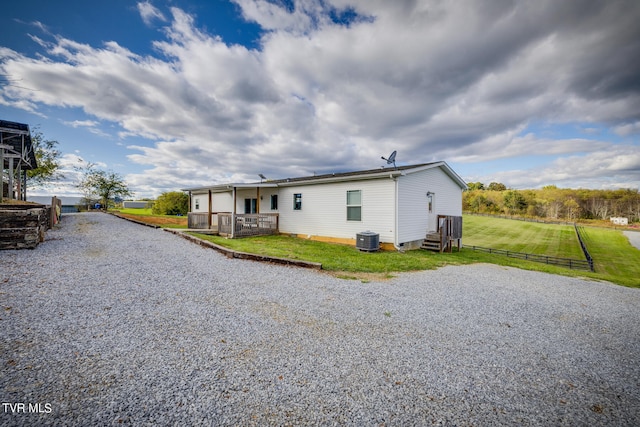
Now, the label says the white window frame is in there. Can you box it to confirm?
[293,193,302,210]
[346,190,362,221]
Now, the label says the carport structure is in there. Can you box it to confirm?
[0,120,37,202]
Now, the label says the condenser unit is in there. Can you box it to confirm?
[356,231,379,252]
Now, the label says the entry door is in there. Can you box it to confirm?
[244,198,257,214]
[427,193,436,231]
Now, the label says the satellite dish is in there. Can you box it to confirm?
[381,150,397,169]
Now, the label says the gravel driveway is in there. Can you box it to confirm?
[2,213,639,426]
[624,230,640,250]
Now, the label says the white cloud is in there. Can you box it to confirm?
[2,0,640,196]
[614,121,640,136]
[137,1,167,27]
[63,119,99,128]
[473,147,640,190]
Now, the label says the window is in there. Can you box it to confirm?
[270,194,278,210]
[195,198,200,210]
[244,198,257,214]
[427,193,433,213]
[293,193,302,210]
[347,190,362,221]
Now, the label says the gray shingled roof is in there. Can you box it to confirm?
[262,163,437,184]
[183,162,467,193]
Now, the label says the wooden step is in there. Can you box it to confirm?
[421,243,441,251]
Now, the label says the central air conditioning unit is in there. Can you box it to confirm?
[356,231,379,252]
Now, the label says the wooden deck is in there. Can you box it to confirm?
[422,215,463,252]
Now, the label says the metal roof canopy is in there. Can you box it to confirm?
[1,120,37,202]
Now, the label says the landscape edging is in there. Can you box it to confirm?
[163,228,323,270]
[109,212,161,229]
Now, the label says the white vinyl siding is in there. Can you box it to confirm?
[397,167,463,244]
[278,179,395,243]
[211,192,233,212]
[190,191,235,213]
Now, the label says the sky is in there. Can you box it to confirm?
[1,0,639,198]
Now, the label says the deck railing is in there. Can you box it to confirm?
[438,215,463,252]
[218,213,279,237]
[187,212,210,229]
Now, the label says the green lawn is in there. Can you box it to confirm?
[463,215,584,258]
[190,233,462,274]
[579,226,640,284]
[190,216,640,287]
[463,215,640,287]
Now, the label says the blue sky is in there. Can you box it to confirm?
[1,0,639,198]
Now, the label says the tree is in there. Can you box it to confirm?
[487,182,507,191]
[503,190,527,214]
[76,163,132,209]
[26,128,64,187]
[563,197,581,221]
[152,191,189,215]
[466,182,485,191]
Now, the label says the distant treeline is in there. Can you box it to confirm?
[463,182,640,223]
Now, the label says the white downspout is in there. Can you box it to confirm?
[393,176,402,251]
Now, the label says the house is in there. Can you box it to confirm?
[183,162,467,251]
[28,196,84,214]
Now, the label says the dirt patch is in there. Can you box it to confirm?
[115,213,187,227]
[328,271,397,282]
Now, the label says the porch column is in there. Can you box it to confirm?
[0,143,4,202]
[8,156,14,200]
[21,169,26,200]
[256,186,260,213]
[231,186,237,238]
[208,189,212,228]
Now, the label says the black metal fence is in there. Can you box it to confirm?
[574,224,595,271]
[465,245,594,271]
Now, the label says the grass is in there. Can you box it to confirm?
[191,217,639,287]
[463,215,640,287]
[112,208,640,287]
[578,226,640,287]
[463,215,584,258]
[190,233,462,274]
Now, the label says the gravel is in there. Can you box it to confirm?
[2,212,639,426]
[624,230,640,250]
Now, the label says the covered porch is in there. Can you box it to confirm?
[185,182,279,238]
[187,212,279,237]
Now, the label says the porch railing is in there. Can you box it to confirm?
[187,212,211,229]
[218,213,279,237]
